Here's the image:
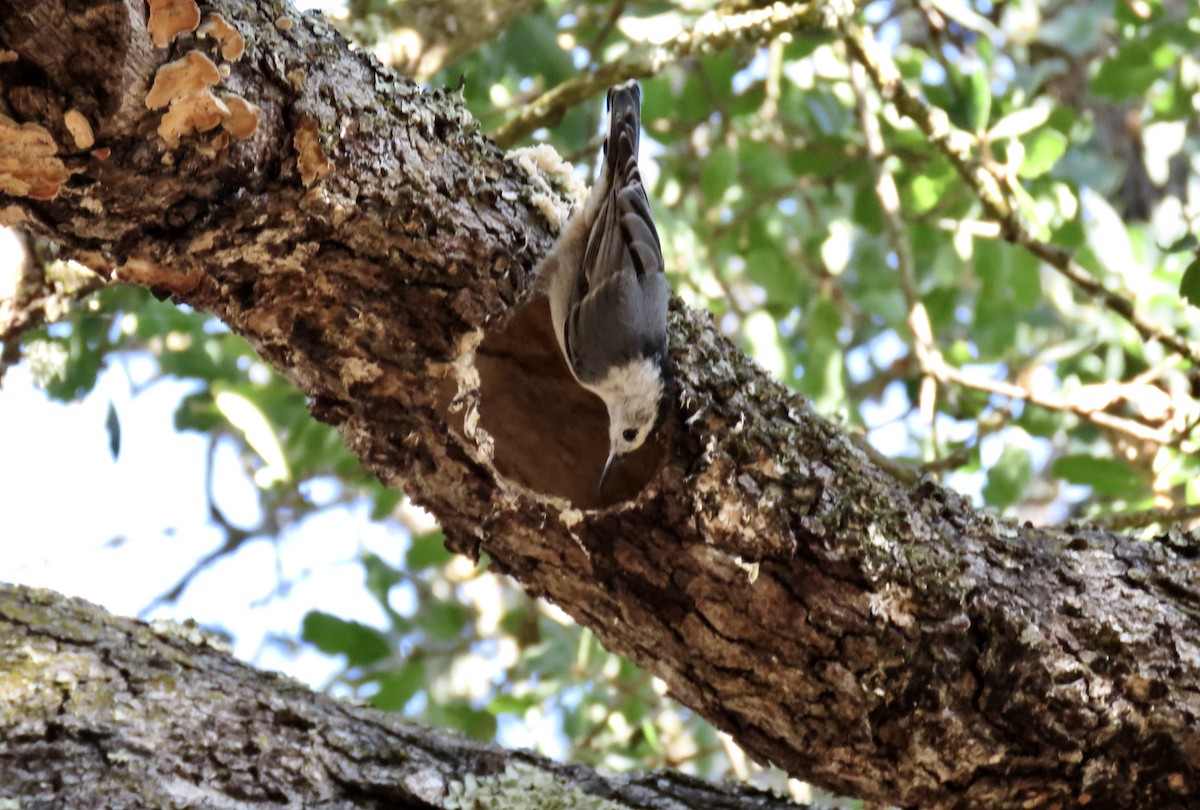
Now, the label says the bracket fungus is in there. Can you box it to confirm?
[63,109,95,150]
[147,0,201,48]
[197,13,245,62]
[145,51,221,110]
[294,117,332,186]
[145,51,255,147]
[0,114,70,200]
[159,90,229,147]
[219,94,260,140]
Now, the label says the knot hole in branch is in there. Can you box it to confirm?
[464,295,663,509]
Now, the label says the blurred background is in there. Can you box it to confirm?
[3,0,1199,805]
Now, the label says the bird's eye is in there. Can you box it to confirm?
[622,428,638,442]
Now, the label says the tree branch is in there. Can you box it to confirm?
[491,1,825,147]
[343,0,541,79]
[0,583,827,810]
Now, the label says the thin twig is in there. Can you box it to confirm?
[1079,502,1200,531]
[492,1,823,147]
[841,17,1198,455]
[850,59,941,462]
[938,362,1185,446]
[838,17,1200,368]
[583,0,628,62]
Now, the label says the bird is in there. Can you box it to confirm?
[538,80,671,492]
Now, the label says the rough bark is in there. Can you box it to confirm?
[1,1,1199,808]
[0,583,821,809]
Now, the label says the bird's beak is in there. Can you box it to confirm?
[598,449,618,494]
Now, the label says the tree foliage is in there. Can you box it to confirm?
[3,0,1199,805]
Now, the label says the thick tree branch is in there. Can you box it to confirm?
[2,1,1199,807]
[0,583,822,810]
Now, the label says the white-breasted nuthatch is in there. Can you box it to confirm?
[539,81,671,491]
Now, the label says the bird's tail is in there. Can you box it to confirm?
[603,81,642,187]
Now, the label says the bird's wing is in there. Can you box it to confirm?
[565,83,666,381]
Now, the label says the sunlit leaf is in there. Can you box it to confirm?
[214,389,291,486]
[928,0,1001,37]
[988,105,1051,141]
[1018,129,1067,178]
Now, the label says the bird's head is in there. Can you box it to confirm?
[593,355,667,491]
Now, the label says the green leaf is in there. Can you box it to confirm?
[362,552,401,608]
[740,140,793,193]
[368,660,426,712]
[701,146,738,206]
[105,401,121,461]
[174,391,222,432]
[1091,41,1176,101]
[301,611,391,667]
[370,486,404,521]
[416,601,470,641]
[967,66,992,133]
[639,717,662,753]
[1038,5,1108,57]
[1018,129,1067,178]
[1160,233,1198,254]
[743,245,799,307]
[1180,257,1200,307]
[1015,406,1064,439]
[429,701,497,741]
[1052,455,1144,496]
[982,443,1032,508]
[501,15,572,84]
[406,529,452,571]
[1010,246,1042,309]
[488,693,538,715]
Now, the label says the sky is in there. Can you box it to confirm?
[0,258,401,688]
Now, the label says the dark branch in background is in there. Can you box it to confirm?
[1079,502,1200,532]
[141,434,264,615]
